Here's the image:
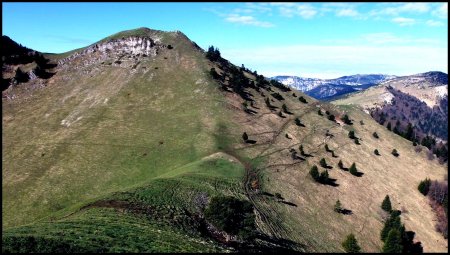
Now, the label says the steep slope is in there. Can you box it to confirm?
[2,28,448,252]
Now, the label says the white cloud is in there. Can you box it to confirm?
[399,3,430,13]
[336,8,360,17]
[296,4,318,19]
[272,3,318,19]
[220,44,447,78]
[426,19,444,27]
[224,14,274,28]
[392,17,416,26]
[369,3,431,18]
[432,3,448,19]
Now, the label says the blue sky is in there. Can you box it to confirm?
[2,2,448,78]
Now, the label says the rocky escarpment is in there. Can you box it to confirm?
[58,36,168,68]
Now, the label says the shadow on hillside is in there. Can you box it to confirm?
[319,178,339,187]
[245,108,258,115]
[280,201,297,207]
[245,140,257,144]
[340,209,353,215]
[353,171,364,177]
[301,153,313,158]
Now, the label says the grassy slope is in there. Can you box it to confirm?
[223,81,447,252]
[2,30,233,229]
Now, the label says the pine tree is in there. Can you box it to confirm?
[328,114,335,121]
[299,96,307,103]
[325,144,330,152]
[320,170,329,182]
[242,132,248,141]
[295,118,302,126]
[309,165,320,181]
[320,158,327,168]
[382,229,403,253]
[282,104,289,113]
[374,149,380,155]
[342,233,361,253]
[334,200,342,213]
[318,109,323,115]
[338,160,344,169]
[381,195,392,213]
[387,122,392,131]
[354,138,360,145]
[349,163,357,176]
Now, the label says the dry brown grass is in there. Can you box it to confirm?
[225,83,447,252]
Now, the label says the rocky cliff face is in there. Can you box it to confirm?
[58,36,167,67]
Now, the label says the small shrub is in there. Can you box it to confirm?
[318,109,323,116]
[299,96,307,103]
[334,200,342,213]
[373,132,379,139]
[354,138,360,145]
[374,149,380,156]
[204,196,255,239]
[242,132,248,141]
[348,130,355,139]
[342,114,352,125]
[417,178,431,196]
[391,149,399,157]
[328,114,335,121]
[167,44,173,49]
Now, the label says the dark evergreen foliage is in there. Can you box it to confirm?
[381,195,392,213]
[417,178,431,196]
[204,196,256,239]
[342,233,361,253]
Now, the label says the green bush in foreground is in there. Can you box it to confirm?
[204,196,255,239]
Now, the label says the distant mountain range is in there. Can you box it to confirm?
[272,74,396,100]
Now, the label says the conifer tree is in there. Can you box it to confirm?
[381,195,392,213]
[373,132,379,139]
[382,229,403,253]
[320,158,327,168]
[387,122,392,131]
[374,149,380,155]
[342,233,361,253]
[320,170,329,182]
[349,163,357,176]
[318,109,323,115]
[338,160,344,169]
[309,165,320,181]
